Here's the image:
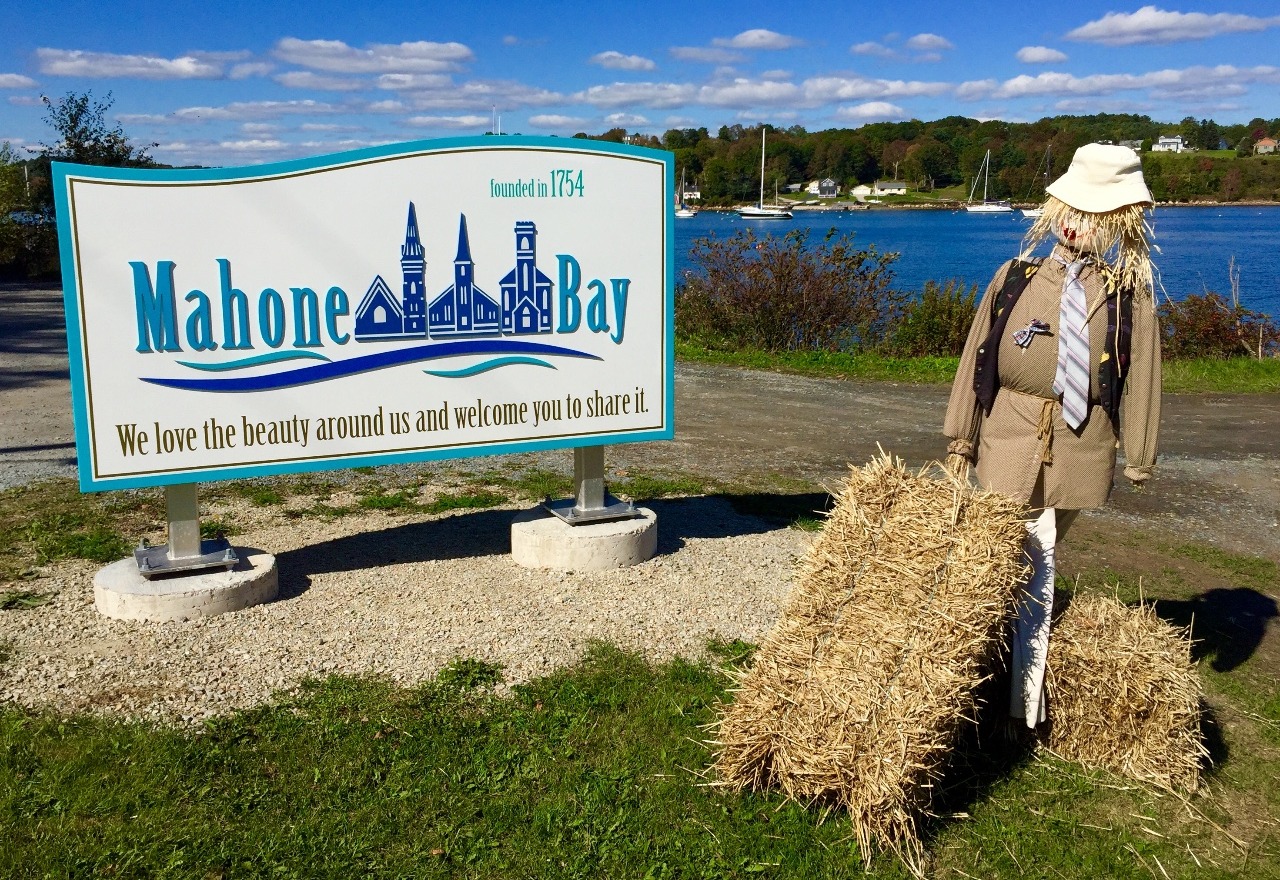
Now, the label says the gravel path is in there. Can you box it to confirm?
[1,491,806,725]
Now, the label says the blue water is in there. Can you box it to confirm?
[673,206,1280,318]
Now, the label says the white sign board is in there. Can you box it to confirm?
[54,137,674,491]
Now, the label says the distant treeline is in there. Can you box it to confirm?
[575,113,1280,204]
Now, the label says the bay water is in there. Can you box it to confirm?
[673,206,1280,319]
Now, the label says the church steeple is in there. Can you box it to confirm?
[401,202,426,336]
[455,213,473,263]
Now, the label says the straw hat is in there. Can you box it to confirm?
[1045,143,1153,214]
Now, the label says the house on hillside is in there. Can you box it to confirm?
[1152,135,1185,153]
[850,184,872,200]
[806,178,839,197]
[1255,137,1277,155]
[873,180,907,196]
[1119,140,1143,152]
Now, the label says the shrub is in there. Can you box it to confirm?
[676,228,903,352]
[885,278,979,357]
[1159,292,1280,359]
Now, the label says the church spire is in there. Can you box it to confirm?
[402,202,424,260]
[455,214,473,263]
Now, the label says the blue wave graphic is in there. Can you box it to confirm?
[424,356,555,378]
[176,350,332,372]
[142,340,600,392]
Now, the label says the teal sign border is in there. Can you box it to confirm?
[53,136,675,492]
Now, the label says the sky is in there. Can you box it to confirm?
[2,0,1280,168]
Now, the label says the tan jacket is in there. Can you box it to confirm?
[943,247,1162,509]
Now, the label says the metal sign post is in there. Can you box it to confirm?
[133,483,238,578]
[543,445,639,525]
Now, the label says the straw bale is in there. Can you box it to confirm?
[713,452,1027,871]
[1045,594,1206,793]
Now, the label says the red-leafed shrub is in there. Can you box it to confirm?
[1159,292,1279,359]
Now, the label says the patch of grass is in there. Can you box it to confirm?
[677,340,960,385]
[357,489,418,511]
[225,481,286,506]
[490,468,574,501]
[0,590,52,611]
[1,640,1273,877]
[199,518,236,539]
[0,640,11,664]
[0,480,145,581]
[1162,356,1280,393]
[436,657,504,690]
[611,473,708,501]
[677,340,1280,393]
[726,491,833,529]
[422,490,507,515]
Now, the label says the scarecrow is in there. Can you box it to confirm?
[943,143,1162,728]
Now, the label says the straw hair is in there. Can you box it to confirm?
[712,452,1027,874]
[1021,195,1157,299]
[1045,594,1206,793]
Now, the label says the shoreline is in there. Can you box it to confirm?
[692,199,1280,212]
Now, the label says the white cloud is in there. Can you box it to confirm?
[376,73,452,91]
[230,62,273,79]
[836,101,907,122]
[851,41,896,58]
[300,122,363,132]
[803,75,949,102]
[604,112,650,126]
[275,71,366,91]
[401,79,563,111]
[115,113,171,125]
[590,51,656,71]
[1066,5,1280,46]
[711,29,802,50]
[761,69,791,81]
[239,122,279,134]
[403,115,489,128]
[502,35,520,46]
[697,78,801,108]
[528,114,590,128]
[669,46,742,64]
[36,48,223,79]
[0,73,37,88]
[1016,46,1068,63]
[171,99,341,122]
[575,81,697,108]
[272,37,473,73]
[959,64,1280,102]
[8,95,43,107]
[219,138,290,152]
[366,99,405,113]
[905,33,953,51]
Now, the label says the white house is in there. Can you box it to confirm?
[1152,135,1185,153]
[850,184,873,199]
[873,180,908,196]
[1255,137,1277,155]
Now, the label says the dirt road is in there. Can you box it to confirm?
[4,283,1278,561]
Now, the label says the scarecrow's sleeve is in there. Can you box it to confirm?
[943,261,1010,460]
[1121,298,1162,482]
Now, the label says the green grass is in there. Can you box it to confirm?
[1,637,1273,878]
[0,590,52,611]
[677,340,1280,393]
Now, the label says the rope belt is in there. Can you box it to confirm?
[1036,398,1055,465]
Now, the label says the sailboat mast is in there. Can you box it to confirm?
[759,128,767,209]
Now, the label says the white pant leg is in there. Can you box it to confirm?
[1010,506,1056,728]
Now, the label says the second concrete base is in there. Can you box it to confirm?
[94,548,278,622]
[511,506,657,570]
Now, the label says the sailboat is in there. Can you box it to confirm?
[1021,145,1051,219]
[675,168,697,218]
[964,149,1013,213]
[736,128,793,219]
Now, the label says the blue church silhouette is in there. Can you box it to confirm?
[354,203,555,343]
[428,215,501,337]
[500,221,554,335]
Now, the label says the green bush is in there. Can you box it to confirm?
[885,278,979,357]
[676,228,903,353]
[1159,292,1279,359]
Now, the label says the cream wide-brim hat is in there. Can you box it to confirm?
[1045,143,1153,214]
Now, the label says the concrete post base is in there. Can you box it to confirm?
[511,506,657,570]
[93,548,278,622]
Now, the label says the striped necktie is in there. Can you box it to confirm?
[1053,260,1090,429]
